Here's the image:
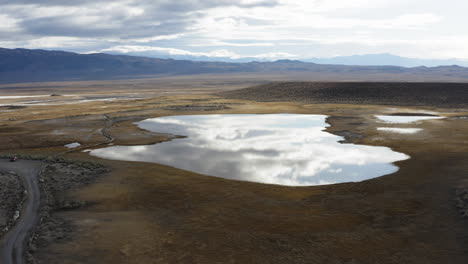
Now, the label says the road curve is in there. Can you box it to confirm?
[0,159,43,264]
[0,115,113,263]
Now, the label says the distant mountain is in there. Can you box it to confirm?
[305,53,468,67]
[104,50,468,67]
[0,48,253,83]
[2,48,468,84]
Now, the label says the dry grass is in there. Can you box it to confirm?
[1,80,468,263]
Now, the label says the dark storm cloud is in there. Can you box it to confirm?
[1,0,279,39]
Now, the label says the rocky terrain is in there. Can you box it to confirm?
[0,171,25,238]
[28,158,108,263]
[456,187,468,218]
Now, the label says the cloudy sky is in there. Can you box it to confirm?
[0,0,467,60]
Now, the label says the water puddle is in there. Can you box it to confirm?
[0,95,143,106]
[90,114,409,186]
[377,127,422,134]
[65,142,81,148]
[0,95,49,99]
[376,115,443,124]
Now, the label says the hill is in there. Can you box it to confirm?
[305,53,468,68]
[218,82,468,107]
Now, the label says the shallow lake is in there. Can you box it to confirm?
[91,114,409,186]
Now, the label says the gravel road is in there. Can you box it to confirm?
[0,159,43,264]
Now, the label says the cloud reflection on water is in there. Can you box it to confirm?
[375,115,443,124]
[91,114,409,186]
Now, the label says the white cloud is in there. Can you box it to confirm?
[25,37,99,49]
[384,14,441,28]
[252,52,296,58]
[0,14,20,32]
[100,45,236,57]
[189,40,275,47]
[99,45,295,59]
[1,0,468,60]
[132,33,186,43]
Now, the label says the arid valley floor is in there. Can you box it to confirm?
[1,76,468,264]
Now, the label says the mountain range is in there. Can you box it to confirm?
[305,53,468,68]
[104,50,468,67]
[2,48,468,84]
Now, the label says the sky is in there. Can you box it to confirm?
[0,0,467,61]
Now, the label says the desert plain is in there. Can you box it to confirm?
[0,75,467,264]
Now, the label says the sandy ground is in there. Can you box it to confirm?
[0,79,468,263]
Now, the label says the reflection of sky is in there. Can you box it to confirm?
[375,115,443,124]
[91,114,409,186]
[0,94,143,106]
[64,142,81,148]
[377,127,423,134]
[0,95,48,99]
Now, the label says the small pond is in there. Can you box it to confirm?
[377,127,423,134]
[375,115,443,124]
[64,142,81,148]
[90,114,409,186]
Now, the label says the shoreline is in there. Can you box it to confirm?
[0,81,467,263]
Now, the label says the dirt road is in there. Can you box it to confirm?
[0,159,43,264]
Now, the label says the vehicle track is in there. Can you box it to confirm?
[0,114,114,264]
[0,160,43,264]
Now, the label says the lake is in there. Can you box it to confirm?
[90,114,409,186]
